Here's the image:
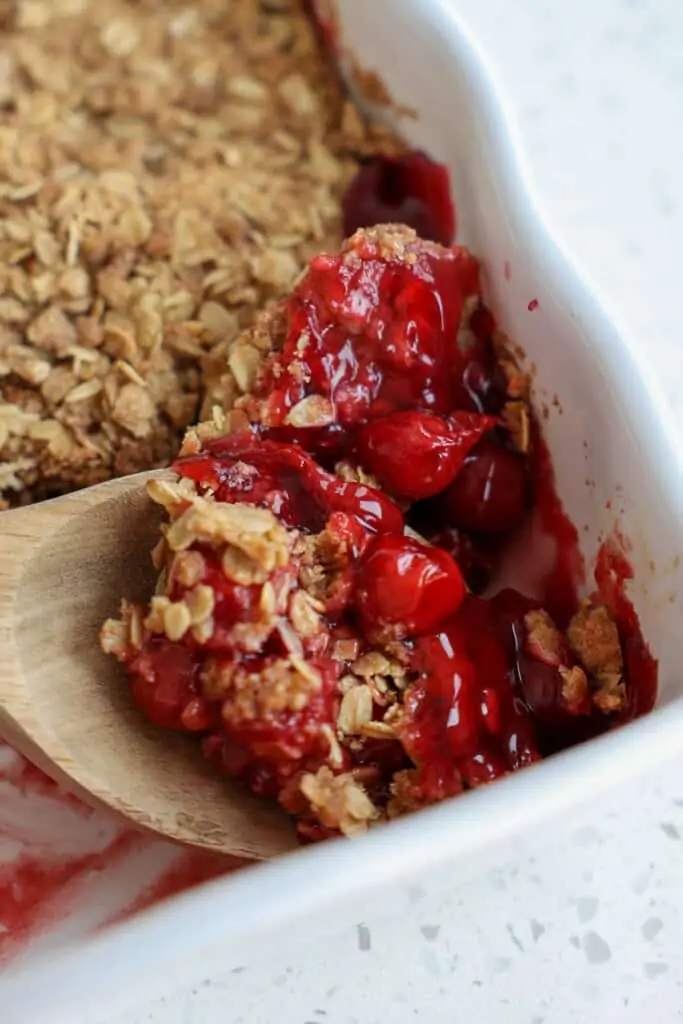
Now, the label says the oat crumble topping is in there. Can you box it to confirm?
[567,599,626,712]
[0,0,400,508]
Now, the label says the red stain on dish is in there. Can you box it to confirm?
[504,260,512,281]
[106,849,238,928]
[0,751,235,962]
[527,299,539,312]
[530,428,585,626]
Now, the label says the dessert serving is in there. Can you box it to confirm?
[0,0,657,853]
[101,225,657,844]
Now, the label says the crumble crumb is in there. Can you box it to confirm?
[524,609,565,666]
[567,600,626,712]
[298,766,376,836]
[387,768,428,818]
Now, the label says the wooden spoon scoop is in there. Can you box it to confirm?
[0,471,297,860]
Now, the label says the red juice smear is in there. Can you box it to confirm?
[0,829,131,962]
[0,746,239,962]
[106,849,239,929]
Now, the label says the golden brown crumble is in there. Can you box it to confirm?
[334,460,382,489]
[288,589,324,638]
[524,607,590,713]
[100,598,142,659]
[297,524,352,606]
[387,768,428,819]
[524,609,564,666]
[337,683,374,736]
[298,766,376,836]
[330,637,361,662]
[558,664,590,712]
[567,600,626,712]
[217,656,322,722]
[0,0,402,505]
[502,399,531,454]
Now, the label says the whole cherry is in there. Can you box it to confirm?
[342,152,455,246]
[440,437,530,533]
[354,409,495,501]
[354,534,466,641]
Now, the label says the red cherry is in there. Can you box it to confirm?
[354,535,466,640]
[176,433,404,536]
[428,526,499,595]
[452,305,508,414]
[440,438,529,533]
[399,597,539,793]
[410,629,482,758]
[253,230,479,428]
[129,639,206,731]
[517,655,568,726]
[354,410,495,500]
[342,152,456,246]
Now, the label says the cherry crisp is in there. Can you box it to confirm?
[101,223,656,843]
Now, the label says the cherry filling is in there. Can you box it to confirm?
[176,432,404,536]
[438,437,530,534]
[107,183,657,841]
[354,410,496,501]
[342,152,456,246]
[253,230,480,428]
[354,535,466,642]
[401,597,540,798]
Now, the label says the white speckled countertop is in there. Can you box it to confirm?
[77,1,683,1021]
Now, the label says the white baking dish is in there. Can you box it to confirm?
[3,0,683,1018]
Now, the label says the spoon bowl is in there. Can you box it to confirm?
[0,470,297,860]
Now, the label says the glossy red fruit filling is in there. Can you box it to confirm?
[452,305,509,415]
[342,152,456,246]
[111,213,657,842]
[254,231,480,428]
[423,526,498,595]
[355,410,496,501]
[354,535,466,642]
[129,639,209,732]
[400,596,540,797]
[439,436,530,534]
[175,431,404,536]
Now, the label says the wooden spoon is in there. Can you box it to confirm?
[0,470,297,860]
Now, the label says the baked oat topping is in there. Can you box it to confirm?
[387,768,429,819]
[567,599,626,712]
[524,609,565,667]
[502,399,531,454]
[0,0,402,506]
[218,656,322,724]
[298,766,376,836]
